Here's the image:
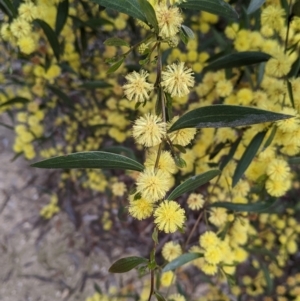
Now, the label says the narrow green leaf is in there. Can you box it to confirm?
[162,253,203,272]
[104,37,130,47]
[154,291,166,301]
[288,157,300,164]
[48,85,74,107]
[0,97,30,108]
[31,151,144,172]
[101,145,136,160]
[84,17,113,28]
[179,0,238,20]
[107,58,124,74]
[263,126,277,149]
[261,263,273,294]
[204,52,271,71]
[93,283,102,294]
[109,256,148,273]
[34,19,60,61]
[287,54,300,77]
[244,247,278,264]
[179,28,189,45]
[168,105,292,132]
[0,0,17,17]
[247,0,265,14]
[287,80,295,108]
[167,170,220,200]
[79,80,112,89]
[220,137,242,171]
[232,130,267,187]
[210,198,277,213]
[181,25,195,39]
[55,0,69,35]
[138,0,159,33]
[90,0,147,23]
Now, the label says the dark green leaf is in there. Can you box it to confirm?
[181,25,195,39]
[167,170,220,200]
[232,130,267,187]
[287,54,300,77]
[90,0,146,23]
[0,97,30,108]
[261,263,273,294]
[31,151,144,172]
[101,145,136,160]
[179,0,238,20]
[204,52,271,72]
[48,85,74,107]
[34,19,60,61]
[84,17,113,28]
[154,291,166,301]
[247,0,265,14]
[138,0,159,32]
[109,256,148,273]
[104,37,130,47]
[168,105,292,132]
[93,283,102,294]
[162,253,203,272]
[79,80,112,89]
[263,126,277,149]
[220,137,242,171]
[210,198,277,213]
[287,80,295,108]
[0,0,17,17]
[288,157,300,164]
[244,247,278,264]
[107,58,124,74]
[55,0,69,35]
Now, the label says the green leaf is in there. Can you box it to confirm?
[104,37,130,47]
[101,145,136,160]
[210,198,277,213]
[220,137,242,171]
[168,105,292,132]
[181,25,195,39]
[90,0,146,23]
[244,247,278,264]
[154,291,166,301]
[247,0,265,14]
[167,170,220,200]
[31,151,144,172]
[179,28,189,45]
[84,17,113,28]
[79,80,112,89]
[162,253,203,272]
[288,157,300,164]
[263,126,277,149]
[232,130,267,187]
[138,0,159,33]
[261,263,273,294]
[287,80,295,108]
[107,58,124,74]
[0,97,30,108]
[109,256,148,273]
[0,0,17,17]
[55,0,69,35]
[179,0,238,20]
[48,85,74,107]
[34,19,60,61]
[204,52,271,71]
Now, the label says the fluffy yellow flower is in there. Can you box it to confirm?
[261,5,285,31]
[161,271,176,287]
[10,18,31,38]
[266,53,293,77]
[144,150,177,174]
[132,114,167,147]
[154,200,185,233]
[18,2,38,21]
[202,262,218,275]
[136,169,171,202]
[265,178,291,197]
[199,231,220,249]
[168,116,196,146]
[123,70,154,103]
[216,79,233,97]
[111,182,127,197]
[162,241,182,261]
[187,193,205,210]
[155,4,183,38]
[204,245,223,265]
[17,36,36,54]
[161,62,194,97]
[276,107,299,133]
[266,159,290,181]
[128,195,154,220]
[209,207,227,227]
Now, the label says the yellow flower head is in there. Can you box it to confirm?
[133,113,167,147]
[155,4,183,39]
[265,178,291,197]
[18,2,38,22]
[266,52,293,77]
[261,5,285,31]
[161,62,194,97]
[17,36,36,55]
[187,193,205,210]
[209,207,227,227]
[123,70,154,103]
[199,231,220,249]
[161,271,176,287]
[154,200,185,233]
[145,150,177,174]
[162,241,182,261]
[168,293,186,301]
[10,18,31,38]
[128,195,154,220]
[168,116,196,146]
[276,107,299,133]
[204,245,223,265]
[266,158,290,181]
[136,169,172,202]
[111,181,127,197]
[202,262,218,275]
